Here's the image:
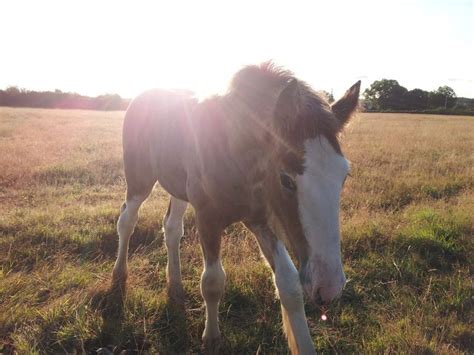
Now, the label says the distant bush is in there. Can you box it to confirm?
[0,87,130,111]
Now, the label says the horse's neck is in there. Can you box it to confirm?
[184,96,275,203]
[223,93,277,147]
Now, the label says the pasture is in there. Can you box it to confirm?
[0,107,472,354]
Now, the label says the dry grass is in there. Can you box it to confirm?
[0,107,472,353]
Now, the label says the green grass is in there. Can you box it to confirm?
[0,108,473,353]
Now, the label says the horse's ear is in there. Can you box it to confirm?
[275,79,300,131]
[331,80,361,127]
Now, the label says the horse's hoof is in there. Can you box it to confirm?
[202,336,222,355]
[111,272,128,295]
[109,283,127,299]
[167,283,186,306]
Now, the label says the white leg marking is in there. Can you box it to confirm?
[163,197,188,291]
[113,198,142,280]
[273,241,315,354]
[201,259,226,341]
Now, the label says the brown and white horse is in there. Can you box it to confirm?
[112,62,360,354]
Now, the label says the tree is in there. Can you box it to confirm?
[363,79,407,110]
[403,88,429,110]
[428,86,456,109]
[320,90,335,103]
[4,86,22,106]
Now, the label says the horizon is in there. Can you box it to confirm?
[2,83,474,101]
[1,0,472,100]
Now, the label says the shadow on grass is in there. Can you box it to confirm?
[89,282,191,354]
[152,299,191,354]
[218,282,286,353]
[88,284,127,353]
[87,279,287,354]
[343,209,470,274]
[0,226,161,273]
[368,180,468,212]
[99,226,161,258]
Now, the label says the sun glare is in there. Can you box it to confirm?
[0,0,472,98]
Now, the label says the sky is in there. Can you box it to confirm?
[0,0,473,99]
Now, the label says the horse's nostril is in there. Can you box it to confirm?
[308,288,325,306]
[318,284,344,304]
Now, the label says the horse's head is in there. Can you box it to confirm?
[267,77,360,304]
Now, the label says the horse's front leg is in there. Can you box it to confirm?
[196,214,226,354]
[246,223,315,355]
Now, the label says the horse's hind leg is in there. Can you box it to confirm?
[112,189,152,290]
[163,196,188,302]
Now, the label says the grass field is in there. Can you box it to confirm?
[0,107,472,354]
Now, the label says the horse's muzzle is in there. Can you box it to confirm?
[300,266,346,304]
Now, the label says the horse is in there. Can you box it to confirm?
[111,62,360,354]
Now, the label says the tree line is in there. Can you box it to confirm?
[2,83,472,114]
[0,86,130,111]
[363,79,473,114]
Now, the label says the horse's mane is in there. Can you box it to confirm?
[228,61,342,154]
[229,61,293,94]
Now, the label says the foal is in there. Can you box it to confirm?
[112,62,360,354]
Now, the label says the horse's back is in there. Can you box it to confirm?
[122,89,197,201]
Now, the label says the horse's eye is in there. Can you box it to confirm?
[280,172,297,191]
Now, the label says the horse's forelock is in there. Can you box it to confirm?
[273,80,343,162]
[296,88,343,153]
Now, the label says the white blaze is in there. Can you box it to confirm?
[295,136,349,302]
